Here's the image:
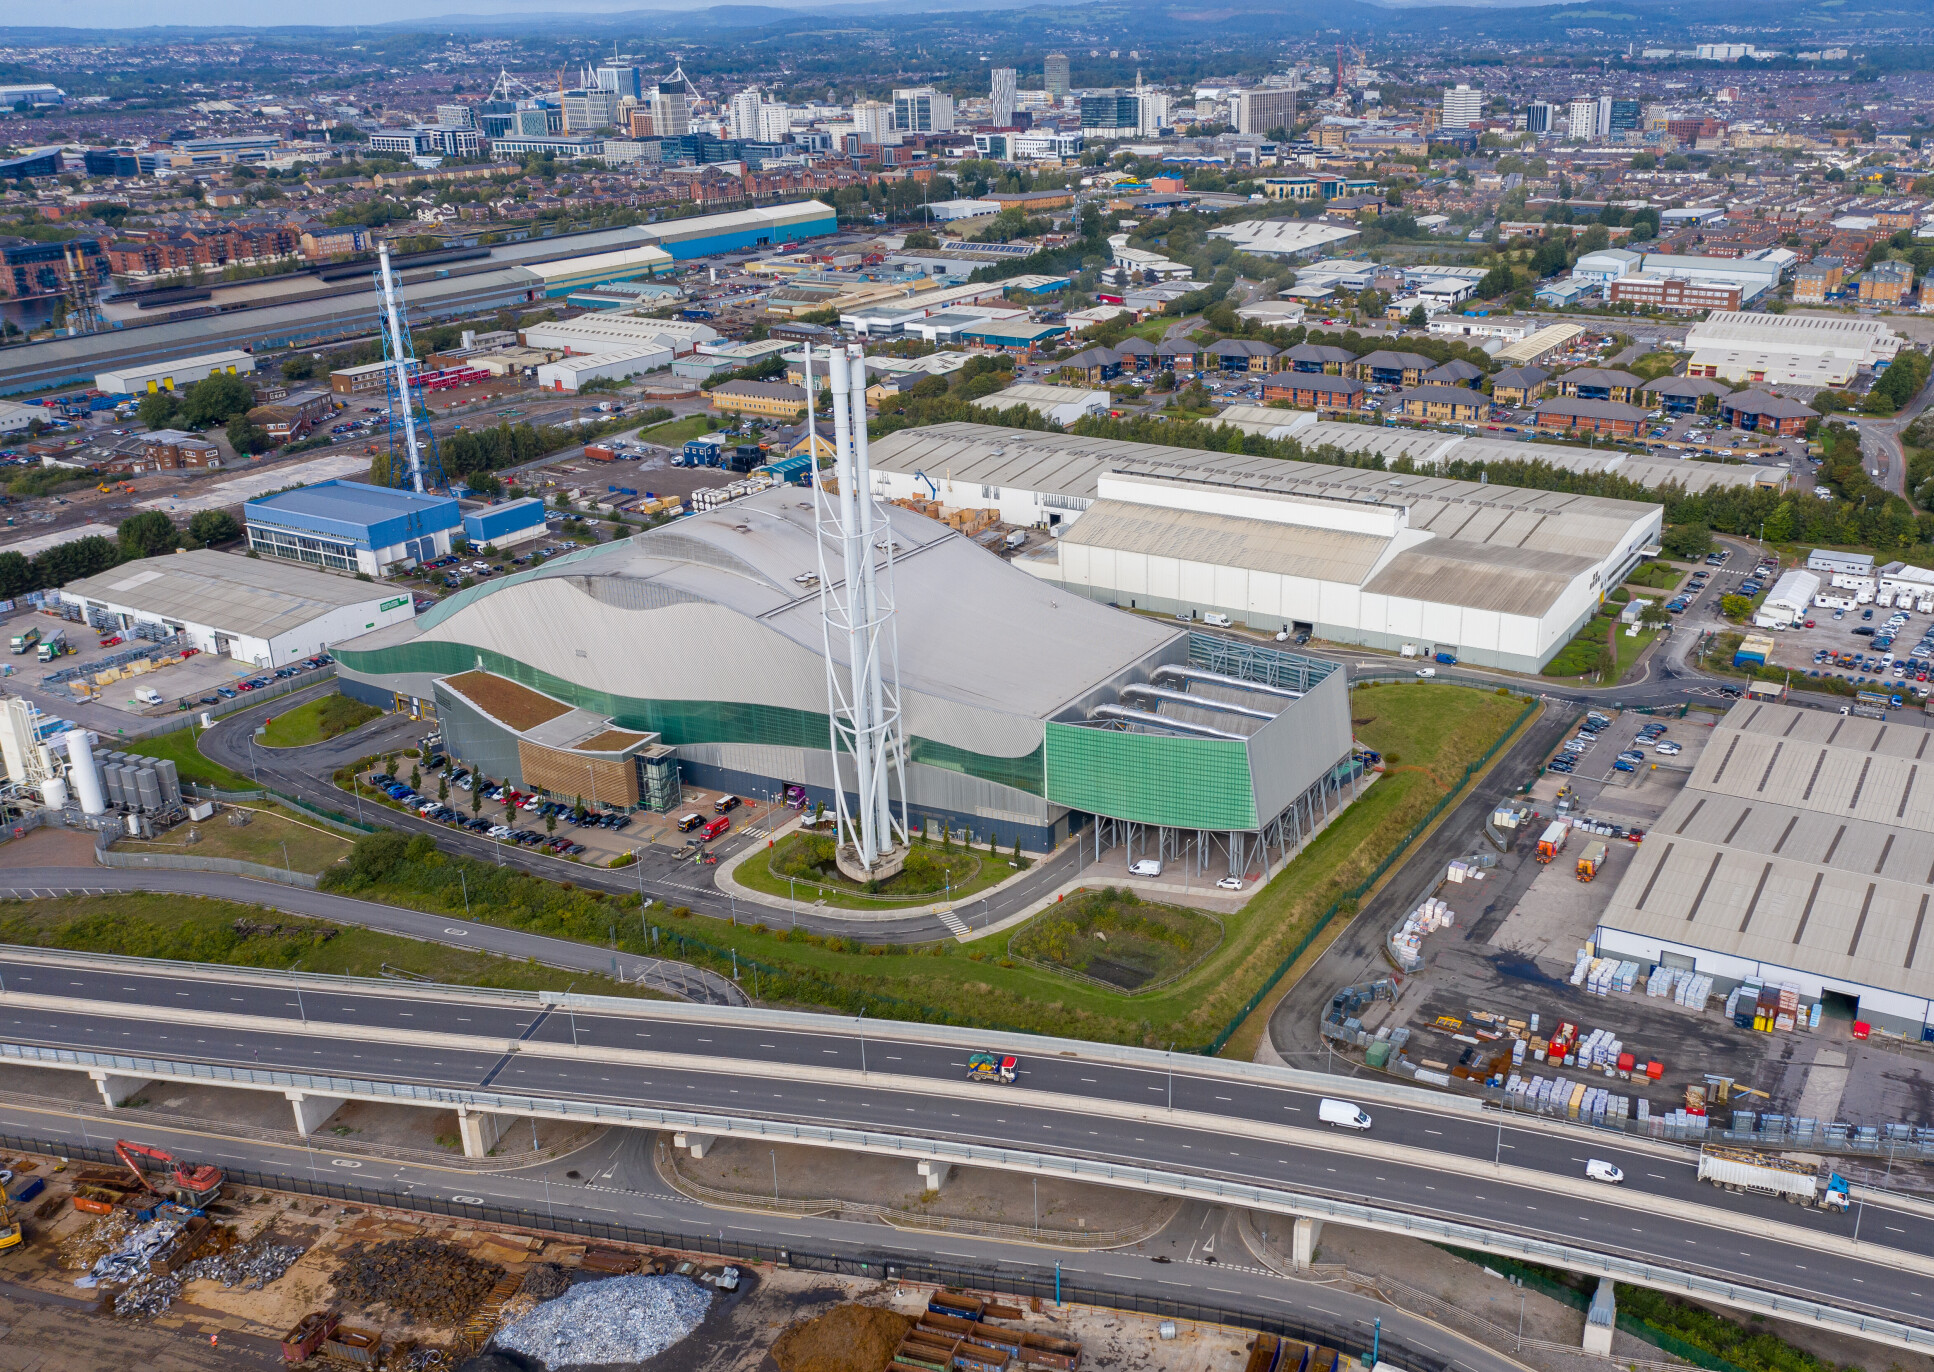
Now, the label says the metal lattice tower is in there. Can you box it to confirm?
[812,343,909,877]
[374,242,444,494]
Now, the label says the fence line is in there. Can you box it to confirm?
[1201,691,1540,1055]
[0,1126,1454,1372]
[125,667,338,740]
[95,846,320,889]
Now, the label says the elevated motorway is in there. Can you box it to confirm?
[1,946,1929,1354]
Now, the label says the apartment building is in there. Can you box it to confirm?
[1860,259,1916,305]
[1792,257,1845,303]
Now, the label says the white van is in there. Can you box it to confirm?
[1318,1098,1372,1130]
[1202,612,1232,628]
[134,688,164,706]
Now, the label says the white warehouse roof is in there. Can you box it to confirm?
[61,549,401,642]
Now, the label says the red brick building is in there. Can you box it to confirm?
[1531,396,1648,438]
[1608,274,1742,313]
[1260,375,1366,410]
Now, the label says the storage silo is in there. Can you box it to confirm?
[63,728,106,816]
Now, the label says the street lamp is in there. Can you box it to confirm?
[279,840,291,878]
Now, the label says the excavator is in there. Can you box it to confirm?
[0,1192,19,1252]
[115,1139,225,1209]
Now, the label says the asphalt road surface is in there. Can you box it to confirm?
[2,952,1929,1334]
[0,1100,1520,1372]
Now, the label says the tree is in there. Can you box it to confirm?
[1629,152,1658,171]
[438,775,449,803]
[1639,603,1670,628]
[117,511,179,559]
[226,414,273,455]
[178,372,255,428]
[1661,523,1713,559]
[137,391,180,431]
[1406,304,1428,328]
[1476,262,1515,298]
[903,228,940,249]
[0,551,31,599]
[1719,593,1753,622]
[188,510,241,546]
[471,784,483,818]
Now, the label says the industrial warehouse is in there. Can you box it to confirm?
[0,201,836,395]
[330,488,1360,869]
[57,548,418,669]
[865,423,1663,672]
[1596,699,1934,1041]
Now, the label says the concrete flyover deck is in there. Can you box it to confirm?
[0,946,1929,1355]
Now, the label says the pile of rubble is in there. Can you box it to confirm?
[334,1237,504,1325]
[494,1275,711,1368]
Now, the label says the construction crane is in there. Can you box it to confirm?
[115,1139,224,1209]
[1334,44,1367,96]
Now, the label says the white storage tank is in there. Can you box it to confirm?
[63,728,105,815]
[42,776,68,810]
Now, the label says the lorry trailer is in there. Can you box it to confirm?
[1697,1146,1849,1210]
[1576,840,1608,881]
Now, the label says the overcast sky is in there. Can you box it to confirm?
[18,0,700,30]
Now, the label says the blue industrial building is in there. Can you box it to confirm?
[647,201,836,259]
[463,496,549,550]
[245,480,462,576]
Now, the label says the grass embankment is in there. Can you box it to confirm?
[259,693,384,748]
[116,802,352,874]
[121,726,255,792]
[0,892,658,1000]
[318,684,1525,1048]
[734,830,1026,910]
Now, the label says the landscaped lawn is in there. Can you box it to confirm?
[0,892,659,999]
[1622,560,1685,591]
[259,692,384,748]
[117,802,352,874]
[327,683,1530,1050]
[122,726,254,792]
[1612,625,1660,680]
[634,414,717,448]
[732,830,1027,910]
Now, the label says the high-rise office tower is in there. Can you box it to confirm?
[1045,52,1070,98]
[991,67,1018,126]
[651,81,690,138]
[594,64,642,101]
[893,86,955,133]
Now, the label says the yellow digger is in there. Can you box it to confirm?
[0,1193,20,1252]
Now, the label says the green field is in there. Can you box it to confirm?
[0,892,659,999]
[328,683,1528,1049]
[117,802,351,875]
[635,414,716,447]
[1612,625,1660,680]
[259,692,384,748]
[122,726,255,791]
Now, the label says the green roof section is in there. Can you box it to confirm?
[1044,721,1259,831]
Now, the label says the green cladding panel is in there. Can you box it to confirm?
[335,638,1046,796]
[1044,722,1258,831]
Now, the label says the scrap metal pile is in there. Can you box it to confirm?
[493,1274,711,1368]
[109,1232,307,1318]
[333,1236,504,1325]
